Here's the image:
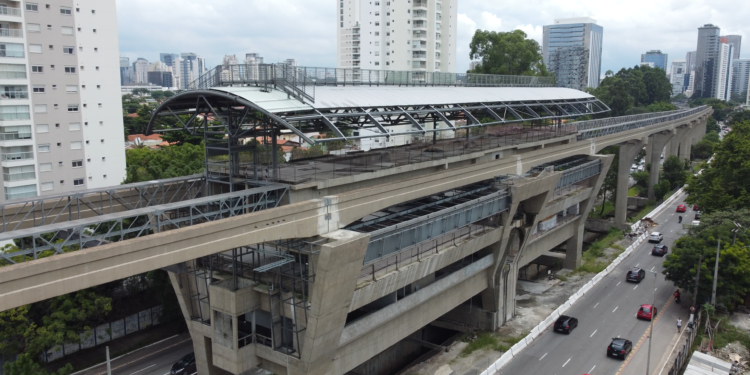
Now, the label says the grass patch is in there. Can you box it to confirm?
[628,201,657,223]
[712,318,750,349]
[589,201,615,219]
[557,275,568,282]
[575,228,623,274]
[628,185,642,197]
[460,332,530,356]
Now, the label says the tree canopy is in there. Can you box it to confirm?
[689,98,733,121]
[661,155,688,190]
[686,120,750,213]
[663,209,750,309]
[468,29,550,76]
[124,142,205,183]
[591,65,673,117]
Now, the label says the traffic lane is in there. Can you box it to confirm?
[110,339,192,375]
[621,294,684,375]
[499,194,686,374]
[75,334,192,375]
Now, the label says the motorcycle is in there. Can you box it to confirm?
[678,216,683,223]
[674,291,681,303]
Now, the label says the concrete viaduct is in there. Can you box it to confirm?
[0,64,711,375]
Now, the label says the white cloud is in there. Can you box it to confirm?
[116,0,750,77]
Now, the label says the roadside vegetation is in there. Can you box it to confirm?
[459,331,527,357]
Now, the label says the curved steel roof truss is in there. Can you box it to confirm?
[148,90,609,145]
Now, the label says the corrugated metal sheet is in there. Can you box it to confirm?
[209,86,593,113]
[210,87,313,113]
[685,352,731,375]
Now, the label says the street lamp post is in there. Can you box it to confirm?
[646,270,657,375]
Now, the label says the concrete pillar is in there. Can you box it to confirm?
[564,154,614,269]
[290,230,370,375]
[616,139,645,226]
[648,131,675,200]
[690,120,701,146]
[679,128,693,161]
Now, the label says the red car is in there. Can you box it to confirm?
[676,204,686,212]
[636,304,657,320]
[693,204,700,211]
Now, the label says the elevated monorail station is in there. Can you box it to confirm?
[0,64,711,375]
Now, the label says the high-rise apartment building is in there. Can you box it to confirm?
[336,0,457,73]
[119,56,133,85]
[133,57,149,84]
[684,51,697,96]
[670,60,687,96]
[641,50,668,71]
[721,35,741,60]
[245,53,263,64]
[694,24,721,98]
[0,0,126,202]
[542,17,603,91]
[716,41,733,101]
[731,59,750,98]
[159,53,179,67]
[178,53,205,89]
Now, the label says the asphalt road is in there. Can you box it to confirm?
[500,192,693,375]
[75,334,194,375]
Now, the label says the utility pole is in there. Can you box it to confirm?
[106,346,112,375]
[646,270,657,375]
[693,254,703,309]
[711,239,721,306]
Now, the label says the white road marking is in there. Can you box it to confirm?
[539,353,548,361]
[590,365,596,373]
[634,285,639,290]
[593,302,599,308]
[130,364,155,375]
[613,306,619,313]
[562,358,571,367]
[590,329,597,337]
[651,266,655,271]
[636,263,640,267]
[618,334,621,338]
[616,281,621,286]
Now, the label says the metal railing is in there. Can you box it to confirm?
[576,106,710,140]
[0,50,24,58]
[0,112,30,121]
[190,64,556,91]
[0,72,26,79]
[0,29,22,38]
[3,171,35,181]
[666,310,702,375]
[0,131,31,141]
[1,151,33,161]
[556,159,602,190]
[0,91,28,100]
[0,7,22,16]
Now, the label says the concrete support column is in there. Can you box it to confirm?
[616,139,646,226]
[290,230,370,375]
[690,120,701,146]
[564,154,614,269]
[679,128,693,161]
[648,131,675,200]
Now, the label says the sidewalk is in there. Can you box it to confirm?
[45,324,186,374]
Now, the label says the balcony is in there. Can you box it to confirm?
[412,41,427,50]
[1,151,32,162]
[0,112,29,121]
[0,90,28,100]
[413,31,427,39]
[0,126,31,141]
[413,21,427,30]
[3,171,35,182]
[0,70,24,79]
[353,54,360,60]
[0,7,22,17]
[413,0,428,9]
[0,28,22,38]
[412,51,427,59]
[412,10,428,19]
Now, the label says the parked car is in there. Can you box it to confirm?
[171,353,196,375]
[607,338,633,359]
[626,267,646,283]
[692,220,701,226]
[636,304,657,320]
[652,244,668,256]
[693,204,700,211]
[676,204,686,213]
[648,232,664,243]
[553,315,579,334]
[695,211,702,220]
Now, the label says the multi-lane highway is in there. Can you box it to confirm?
[75,334,193,375]
[500,193,694,375]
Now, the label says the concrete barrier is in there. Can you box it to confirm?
[510,340,527,356]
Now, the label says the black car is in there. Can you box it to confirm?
[626,267,646,283]
[652,244,668,256]
[171,353,196,375]
[553,315,579,334]
[695,211,702,220]
[607,338,633,359]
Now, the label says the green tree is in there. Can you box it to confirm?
[632,170,649,188]
[686,120,750,213]
[662,155,688,189]
[645,102,678,112]
[663,209,750,309]
[131,88,150,96]
[654,179,671,201]
[163,90,176,99]
[728,110,750,127]
[468,29,550,76]
[150,91,165,101]
[0,306,32,356]
[706,117,721,134]
[691,139,715,160]
[641,66,673,104]
[124,142,205,183]
[3,354,73,375]
[591,77,634,116]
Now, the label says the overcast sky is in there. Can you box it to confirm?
[117,0,749,75]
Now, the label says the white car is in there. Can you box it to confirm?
[691,220,700,226]
[648,232,663,243]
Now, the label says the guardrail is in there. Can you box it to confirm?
[576,106,709,140]
[483,186,686,375]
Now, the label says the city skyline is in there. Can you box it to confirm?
[116,0,749,76]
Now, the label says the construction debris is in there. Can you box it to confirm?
[712,342,749,374]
